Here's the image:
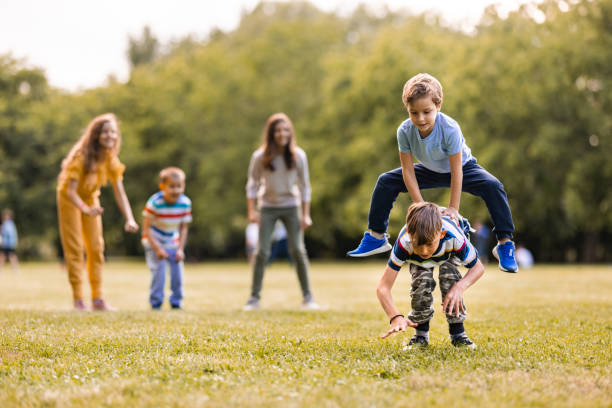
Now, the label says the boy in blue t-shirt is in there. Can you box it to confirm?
[0,209,19,272]
[142,167,192,310]
[377,202,485,349]
[348,73,518,273]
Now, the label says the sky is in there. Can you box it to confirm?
[0,0,537,91]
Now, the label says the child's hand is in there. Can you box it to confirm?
[124,220,139,233]
[175,249,185,262]
[441,207,459,221]
[85,206,104,216]
[155,247,169,259]
[381,316,417,339]
[442,283,466,317]
[301,215,312,229]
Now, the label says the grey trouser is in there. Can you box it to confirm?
[250,206,311,300]
[407,257,466,324]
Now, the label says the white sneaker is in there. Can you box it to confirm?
[301,299,321,310]
[243,297,260,311]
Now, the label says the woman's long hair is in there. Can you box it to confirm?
[61,113,121,173]
[261,112,297,171]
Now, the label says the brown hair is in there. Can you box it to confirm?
[61,113,121,173]
[406,202,442,246]
[402,73,443,108]
[261,112,297,171]
[159,167,186,184]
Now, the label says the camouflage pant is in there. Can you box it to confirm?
[407,257,466,324]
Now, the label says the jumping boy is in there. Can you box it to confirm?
[377,202,485,349]
[348,73,518,273]
[142,167,192,310]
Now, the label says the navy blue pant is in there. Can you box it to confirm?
[368,160,514,240]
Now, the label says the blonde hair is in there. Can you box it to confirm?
[406,202,442,246]
[402,73,443,108]
[61,113,121,173]
[159,167,185,184]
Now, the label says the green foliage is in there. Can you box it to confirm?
[127,26,160,69]
[0,0,611,260]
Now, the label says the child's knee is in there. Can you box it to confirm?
[484,177,505,193]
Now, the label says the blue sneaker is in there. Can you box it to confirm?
[492,241,519,273]
[347,232,392,257]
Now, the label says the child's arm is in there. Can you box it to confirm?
[399,152,424,203]
[65,179,104,216]
[441,152,463,221]
[142,216,168,259]
[175,222,189,262]
[377,265,417,338]
[111,180,139,233]
[442,259,485,317]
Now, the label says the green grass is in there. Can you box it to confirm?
[1,261,611,407]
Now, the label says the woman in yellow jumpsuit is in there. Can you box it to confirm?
[57,113,139,311]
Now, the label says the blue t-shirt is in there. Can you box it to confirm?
[397,112,474,173]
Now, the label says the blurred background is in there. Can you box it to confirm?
[0,0,610,262]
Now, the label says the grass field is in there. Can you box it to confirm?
[1,260,611,407]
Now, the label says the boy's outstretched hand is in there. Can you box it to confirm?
[381,316,417,339]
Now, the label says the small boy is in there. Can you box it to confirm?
[142,167,192,310]
[0,209,19,272]
[377,202,485,349]
[348,73,518,273]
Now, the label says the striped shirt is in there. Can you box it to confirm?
[142,192,192,249]
[388,217,478,271]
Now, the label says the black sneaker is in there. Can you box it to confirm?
[406,335,429,350]
[170,304,183,310]
[451,335,477,349]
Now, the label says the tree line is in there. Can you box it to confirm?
[1,0,610,262]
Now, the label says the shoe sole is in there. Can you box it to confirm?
[243,306,260,311]
[492,245,519,273]
[347,242,392,257]
[453,343,477,350]
[403,344,428,351]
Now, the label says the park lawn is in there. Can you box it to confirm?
[1,261,611,407]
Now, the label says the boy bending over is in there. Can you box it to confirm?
[377,202,484,349]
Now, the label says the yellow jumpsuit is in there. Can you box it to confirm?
[57,153,125,301]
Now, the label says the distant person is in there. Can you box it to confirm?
[269,220,292,264]
[245,220,292,265]
[348,73,518,273]
[57,113,139,311]
[516,245,534,269]
[0,209,19,272]
[243,112,318,311]
[377,202,485,349]
[472,220,491,263]
[142,167,192,310]
[245,222,259,265]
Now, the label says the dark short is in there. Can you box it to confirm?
[1,247,16,256]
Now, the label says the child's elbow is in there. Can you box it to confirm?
[376,285,388,300]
